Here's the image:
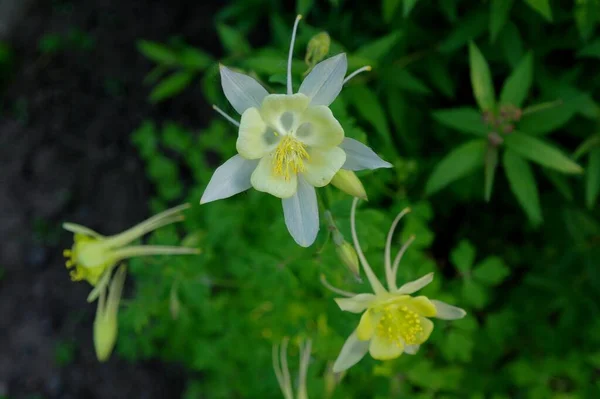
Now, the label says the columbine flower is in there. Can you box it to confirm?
[323,198,467,372]
[200,15,392,247]
[273,337,312,399]
[62,203,199,286]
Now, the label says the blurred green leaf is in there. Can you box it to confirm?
[542,169,574,201]
[431,108,487,136]
[131,121,158,159]
[403,0,419,17]
[217,24,251,55]
[382,0,402,23]
[490,0,514,43]
[425,57,455,97]
[503,132,583,174]
[499,22,525,67]
[39,34,63,54]
[178,47,213,70]
[519,102,576,135]
[484,144,498,201]
[296,0,314,15]
[574,0,600,40]
[438,10,488,53]
[503,150,542,225]
[578,38,600,58]
[473,256,509,285]
[586,148,600,209]
[382,67,430,94]
[451,240,476,273]
[344,85,392,145]
[462,279,488,308]
[138,40,178,65]
[499,52,533,108]
[523,0,553,21]
[355,31,402,63]
[469,41,496,111]
[425,139,486,195]
[150,71,194,103]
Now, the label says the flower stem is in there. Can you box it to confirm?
[287,15,302,95]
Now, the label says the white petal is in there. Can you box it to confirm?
[332,330,370,373]
[200,155,258,204]
[431,300,467,320]
[334,293,376,313]
[251,155,298,198]
[396,273,434,295]
[220,65,269,115]
[299,53,347,106]
[282,177,319,247]
[303,147,346,187]
[340,138,392,171]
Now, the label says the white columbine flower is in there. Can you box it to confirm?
[200,15,392,247]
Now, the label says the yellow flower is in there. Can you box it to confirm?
[201,15,391,248]
[324,198,467,372]
[62,203,199,286]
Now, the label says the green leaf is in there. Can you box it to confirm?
[178,47,212,70]
[484,144,498,201]
[499,52,533,108]
[587,148,600,209]
[137,40,178,65]
[469,41,496,111]
[503,150,542,225]
[473,256,509,285]
[575,0,600,40]
[578,39,600,58]
[150,71,194,103]
[381,67,431,94]
[518,103,576,135]
[344,85,392,145]
[432,108,487,136]
[499,22,525,67]
[382,0,402,23]
[217,24,251,55]
[438,10,488,53]
[425,139,486,195]
[542,169,574,201]
[296,0,314,15]
[524,0,553,22]
[131,121,158,159]
[403,0,419,17]
[355,31,402,63]
[490,0,514,43]
[462,279,488,309]
[425,58,455,97]
[451,240,476,273]
[503,132,583,174]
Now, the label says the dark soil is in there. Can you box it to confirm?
[0,1,219,397]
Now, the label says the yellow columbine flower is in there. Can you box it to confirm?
[323,198,466,372]
[272,337,312,399]
[62,203,199,286]
[200,15,392,247]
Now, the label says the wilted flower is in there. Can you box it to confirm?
[273,337,312,399]
[62,203,199,286]
[93,264,126,362]
[322,198,466,372]
[201,15,391,247]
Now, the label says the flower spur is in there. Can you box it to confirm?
[200,15,392,247]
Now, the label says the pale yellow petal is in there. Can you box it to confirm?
[250,155,298,198]
[260,93,310,130]
[356,309,376,341]
[334,293,376,313]
[416,317,434,344]
[236,107,278,159]
[369,334,404,360]
[409,296,437,318]
[296,106,344,148]
[302,146,346,187]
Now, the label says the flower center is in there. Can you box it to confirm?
[272,135,310,181]
[63,234,113,285]
[376,304,423,346]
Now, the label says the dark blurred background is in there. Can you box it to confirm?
[0,1,219,397]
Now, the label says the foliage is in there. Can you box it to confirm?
[123,0,600,398]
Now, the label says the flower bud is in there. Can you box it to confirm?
[331,170,367,200]
[93,265,126,362]
[336,241,360,279]
[305,32,330,68]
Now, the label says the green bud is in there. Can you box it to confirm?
[331,170,368,200]
[305,32,331,68]
[336,241,360,279]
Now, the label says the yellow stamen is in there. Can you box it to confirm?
[376,304,424,346]
[272,135,310,181]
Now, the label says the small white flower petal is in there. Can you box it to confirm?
[396,273,435,295]
[282,177,318,247]
[431,300,467,320]
[236,108,278,159]
[251,155,298,198]
[332,330,370,373]
[200,155,259,204]
[404,344,420,355]
[340,138,392,171]
[299,53,347,106]
[334,293,377,313]
[220,65,269,115]
[296,106,344,148]
[303,147,346,187]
